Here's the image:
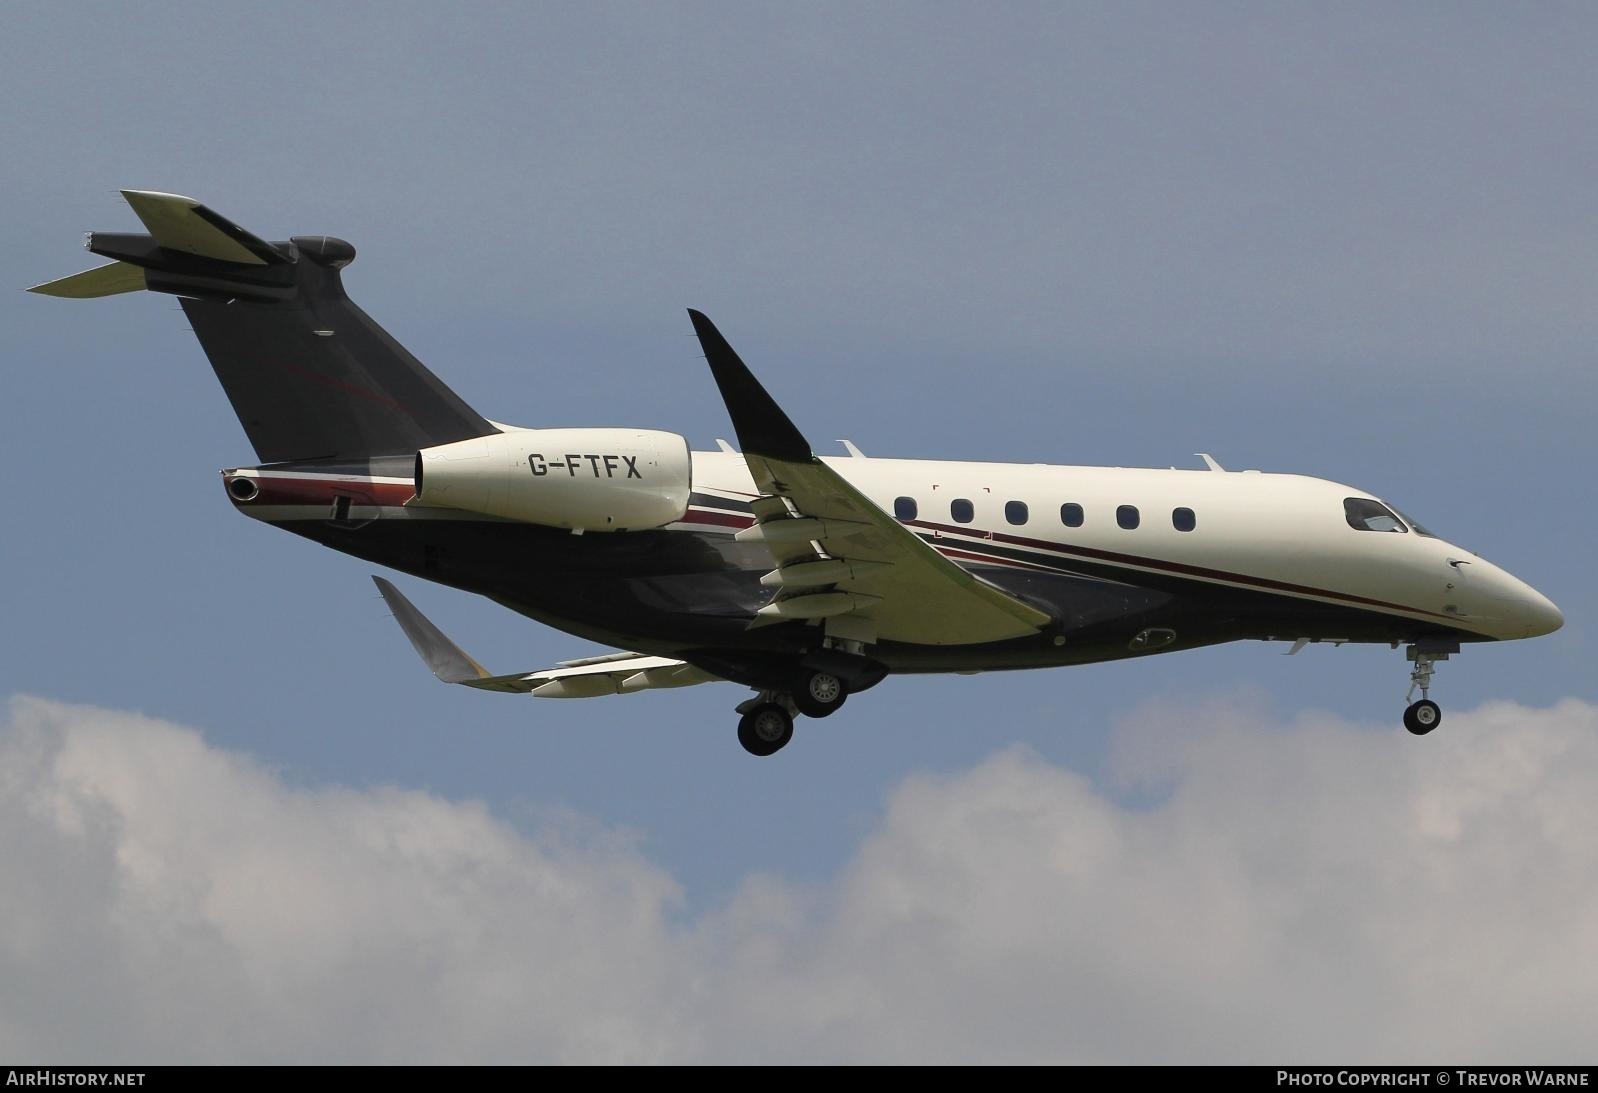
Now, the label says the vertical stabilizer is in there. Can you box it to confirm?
[32,191,498,463]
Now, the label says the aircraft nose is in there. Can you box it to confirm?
[1491,565,1564,638]
[1516,586,1564,638]
[1472,564,1563,640]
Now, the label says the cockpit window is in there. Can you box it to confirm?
[1392,507,1437,538]
[1344,497,1408,533]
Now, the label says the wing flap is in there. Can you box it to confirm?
[465,655,718,697]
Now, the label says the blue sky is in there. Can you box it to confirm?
[2,3,1594,1061]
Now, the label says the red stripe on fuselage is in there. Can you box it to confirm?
[240,477,416,508]
[681,508,757,530]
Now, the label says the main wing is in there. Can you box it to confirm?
[373,577,718,697]
[687,310,1051,646]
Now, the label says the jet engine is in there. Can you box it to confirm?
[411,428,692,531]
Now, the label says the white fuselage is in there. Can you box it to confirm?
[683,450,1562,643]
[222,444,1563,647]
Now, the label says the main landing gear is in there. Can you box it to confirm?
[735,670,850,756]
[737,702,794,757]
[1401,642,1456,736]
[794,670,847,719]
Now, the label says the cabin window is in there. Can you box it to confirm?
[1172,507,1196,532]
[1117,505,1140,530]
[1060,503,1084,528]
[951,498,974,524]
[894,496,918,521]
[1344,497,1407,533]
[1005,500,1028,526]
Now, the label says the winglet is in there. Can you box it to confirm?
[372,576,492,684]
[687,309,813,463]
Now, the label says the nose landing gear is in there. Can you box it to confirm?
[1402,641,1457,735]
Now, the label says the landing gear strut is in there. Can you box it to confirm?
[1402,643,1455,736]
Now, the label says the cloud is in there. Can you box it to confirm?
[2,694,1595,1063]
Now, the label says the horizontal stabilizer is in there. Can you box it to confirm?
[120,189,288,266]
[28,261,147,299]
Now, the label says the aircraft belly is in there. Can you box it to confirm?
[275,517,783,647]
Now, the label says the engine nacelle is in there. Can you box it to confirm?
[412,428,692,531]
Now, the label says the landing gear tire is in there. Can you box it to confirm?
[1404,699,1442,736]
[793,671,848,719]
[738,703,794,756]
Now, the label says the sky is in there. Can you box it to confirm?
[2,2,1594,1064]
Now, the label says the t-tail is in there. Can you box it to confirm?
[30,190,497,463]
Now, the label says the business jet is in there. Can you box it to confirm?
[33,191,1564,755]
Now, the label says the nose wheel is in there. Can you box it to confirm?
[1403,699,1441,735]
[1402,642,1455,736]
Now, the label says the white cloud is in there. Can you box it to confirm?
[2,693,1595,1063]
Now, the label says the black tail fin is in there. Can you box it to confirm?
[31,191,496,463]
